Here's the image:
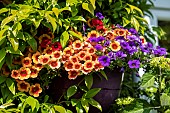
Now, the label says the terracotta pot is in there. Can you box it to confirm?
[49,68,123,113]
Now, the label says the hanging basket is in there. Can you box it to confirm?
[49,68,123,112]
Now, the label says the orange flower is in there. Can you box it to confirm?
[48,58,61,69]
[38,54,50,65]
[17,80,30,92]
[87,47,96,55]
[22,57,32,67]
[110,41,121,52]
[68,70,80,80]
[34,63,43,71]
[91,54,98,62]
[82,66,92,75]
[52,51,62,59]
[117,29,127,36]
[2,64,10,76]
[64,61,74,71]
[94,61,104,71]
[32,51,41,64]
[78,51,86,61]
[105,31,115,40]
[11,70,20,79]
[29,66,39,78]
[83,42,91,49]
[39,34,51,44]
[83,54,92,61]
[61,55,69,63]
[73,63,82,71]
[29,83,42,97]
[72,40,83,50]
[43,47,53,56]
[87,30,99,38]
[69,56,79,63]
[84,60,94,70]
[19,67,31,80]
[87,18,93,28]
[63,47,74,56]
[140,36,147,44]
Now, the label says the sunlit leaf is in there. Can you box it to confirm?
[6,78,15,95]
[67,85,77,98]
[82,3,94,15]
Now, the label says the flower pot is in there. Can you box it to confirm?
[49,68,123,113]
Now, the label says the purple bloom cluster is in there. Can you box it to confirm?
[95,12,104,20]
[95,44,103,50]
[98,56,111,67]
[128,60,140,69]
[154,46,167,56]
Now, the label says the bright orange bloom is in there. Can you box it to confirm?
[117,29,127,36]
[110,41,121,52]
[22,57,32,67]
[19,67,31,80]
[69,56,79,63]
[63,47,74,56]
[48,58,61,69]
[94,61,104,71]
[140,36,147,44]
[84,60,94,70]
[83,42,91,49]
[73,63,82,71]
[38,54,50,65]
[83,54,92,61]
[34,63,43,71]
[17,80,30,92]
[78,51,86,60]
[68,70,80,80]
[91,54,98,62]
[29,66,39,78]
[32,51,41,64]
[11,70,20,79]
[105,31,116,40]
[87,47,96,55]
[52,51,62,59]
[72,40,84,50]
[43,47,53,56]
[82,66,92,75]
[39,34,51,44]
[64,61,74,71]
[87,30,99,38]
[29,83,42,97]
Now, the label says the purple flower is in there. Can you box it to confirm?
[103,40,111,47]
[95,12,104,19]
[140,45,150,53]
[97,36,105,42]
[154,47,167,56]
[120,41,130,50]
[129,28,137,35]
[98,55,111,67]
[116,51,127,58]
[108,51,116,60]
[95,44,103,50]
[89,37,97,42]
[116,24,124,28]
[127,46,138,55]
[128,60,140,69]
[127,35,140,42]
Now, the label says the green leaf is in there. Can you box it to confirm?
[81,99,89,113]
[67,85,77,98]
[0,76,6,84]
[141,73,155,89]
[6,47,23,55]
[88,98,102,112]
[8,32,19,51]
[122,17,130,27]
[0,103,15,109]
[24,32,37,52]
[1,15,16,28]
[6,78,15,95]
[31,18,43,29]
[127,4,143,16]
[60,31,69,48]
[89,0,96,9]
[160,93,170,106]
[68,31,83,41]
[45,11,57,33]
[71,99,79,106]
[70,16,86,22]
[0,59,5,69]
[5,54,13,70]
[52,7,71,18]
[99,70,108,80]
[12,22,22,37]
[76,102,84,113]
[0,29,7,42]
[82,3,94,15]
[134,15,148,24]
[53,105,67,113]
[85,74,93,89]
[131,16,140,31]
[26,96,39,112]
[84,88,101,98]
[0,8,8,14]
[0,48,6,63]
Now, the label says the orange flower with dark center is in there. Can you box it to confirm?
[91,54,98,62]
[68,70,80,80]
[105,31,115,40]
[34,63,43,71]
[51,42,62,52]
[87,47,96,54]
[61,55,69,63]
[117,29,127,36]
[43,47,53,55]
[52,51,62,59]
[11,70,20,79]
[2,64,10,76]
[73,63,82,71]
[38,54,50,65]
[72,40,83,50]
[140,36,146,44]
[82,66,92,75]
[69,56,79,63]
[83,42,91,49]
[94,61,104,71]
[63,47,74,56]
[29,83,42,97]
[39,34,51,44]
[19,67,31,80]
[110,41,121,52]
[84,60,94,70]
[32,52,41,64]
[64,62,74,71]
[29,66,39,78]
[87,30,99,38]
[17,80,30,92]
[22,57,32,67]
[48,58,61,69]
[83,54,92,61]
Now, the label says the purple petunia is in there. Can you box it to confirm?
[108,51,116,60]
[120,41,130,50]
[127,35,140,42]
[95,12,104,19]
[128,60,140,69]
[98,55,111,67]
[97,36,105,42]
[129,28,137,35]
[89,37,97,42]
[154,47,167,56]
[127,46,138,55]
[95,44,103,51]
[103,40,111,47]
[115,51,127,58]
